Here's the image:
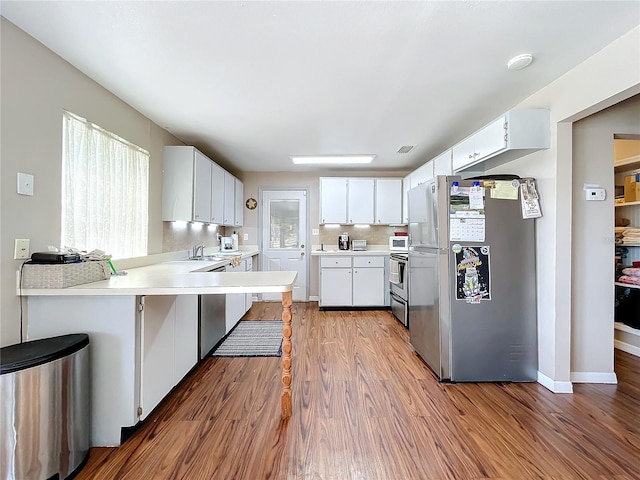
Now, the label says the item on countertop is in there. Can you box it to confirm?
[351,239,367,251]
[338,232,350,250]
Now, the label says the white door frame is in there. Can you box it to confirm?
[259,187,309,301]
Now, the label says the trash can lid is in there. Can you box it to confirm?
[1,334,89,375]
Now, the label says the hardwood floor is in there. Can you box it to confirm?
[77,302,640,480]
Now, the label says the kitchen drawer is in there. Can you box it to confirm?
[320,256,352,268]
[353,256,385,268]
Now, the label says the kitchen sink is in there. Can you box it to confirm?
[188,255,225,261]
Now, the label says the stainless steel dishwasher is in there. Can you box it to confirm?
[199,266,226,358]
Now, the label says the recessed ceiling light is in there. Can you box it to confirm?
[290,155,375,165]
[507,54,534,71]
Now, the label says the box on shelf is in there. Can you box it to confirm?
[623,174,640,202]
[22,260,111,288]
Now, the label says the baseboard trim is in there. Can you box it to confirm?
[308,295,319,302]
[570,371,618,384]
[537,371,573,393]
[614,339,640,357]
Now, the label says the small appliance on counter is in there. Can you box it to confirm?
[351,239,367,251]
[220,236,237,252]
[338,232,350,250]
[389,235,409,251]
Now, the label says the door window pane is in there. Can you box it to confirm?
[269,200,299,248]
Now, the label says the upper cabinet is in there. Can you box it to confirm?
[320,177,348,224]
[162,146,243,226]
[234,177,244,227]
[319,177,402,225]
[409,161,434,188]
[223,170,235,226]
[452,109,550,173]
[163,146,210,222]
[375,178,402,224]
[433,149,453,176]
[347,178,375,224]
[210,161,225,225]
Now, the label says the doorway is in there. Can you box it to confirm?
[260,188,309,301]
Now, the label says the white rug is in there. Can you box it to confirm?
[212,320,283,357]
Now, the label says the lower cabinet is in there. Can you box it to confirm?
[27,294,199,446]
[319,256,386,307]
[140,295,198,421]
[225,258,251,332]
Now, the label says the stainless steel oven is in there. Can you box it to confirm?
[390,252,408,326]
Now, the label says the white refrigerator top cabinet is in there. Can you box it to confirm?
[451,109,550,174]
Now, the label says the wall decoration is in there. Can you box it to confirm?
[246,196,257,210]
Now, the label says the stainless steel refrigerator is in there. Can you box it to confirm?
[408,175,537,382]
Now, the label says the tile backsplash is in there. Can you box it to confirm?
[318,225,407,248]
[162,222,223,252]
[163,222,407,252]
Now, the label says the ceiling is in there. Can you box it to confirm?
[2,1,639,174]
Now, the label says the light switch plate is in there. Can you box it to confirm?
[17,172,34,196]
[243,233,248,241]
[14,239,30,259]
[312,228,319,236]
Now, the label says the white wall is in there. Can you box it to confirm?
[571,95,640,379]
[488,26,640,389]
[0,18,184,346]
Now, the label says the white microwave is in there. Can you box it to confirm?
[389,236,409,251]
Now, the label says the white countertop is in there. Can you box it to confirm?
[20,250,297,296]
[310,245,392,256]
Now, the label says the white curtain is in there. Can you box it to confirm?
[62,111,149,259]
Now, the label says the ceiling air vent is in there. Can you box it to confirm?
[397,145,415,154]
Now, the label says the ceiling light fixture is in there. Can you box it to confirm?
[507,53,534,71]
[290,154,375,165]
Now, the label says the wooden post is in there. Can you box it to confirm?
[281,290,293,417]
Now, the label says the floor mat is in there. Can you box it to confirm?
[212,320,283,357]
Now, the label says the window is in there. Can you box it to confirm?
[62,111,149,258]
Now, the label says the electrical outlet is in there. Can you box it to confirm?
[312,228,319,236]
[14,239,30,259]
[243,233,248,241]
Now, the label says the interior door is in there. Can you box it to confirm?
[261,189,308,301]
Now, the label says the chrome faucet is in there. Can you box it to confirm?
[192,244,205,259]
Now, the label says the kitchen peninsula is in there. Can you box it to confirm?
[20,257,296,447]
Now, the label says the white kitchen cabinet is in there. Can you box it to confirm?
[451,109,550,172]
[348,178,375,224]
[352,256,385,306]
[375,178,402,224]
[210,161,225,224]
[245,256,254,312]
[234,177,244,227]
[402,174,411,224]
[226,259,248,332]
[140,296,177,421]
[223,171,236,226]
[319,257,353,307]
[140,295,198,420]
[162,146,212,222]
[173,295,199,382]
[26,293,199,446]
[319,256,386,307]
[410,160,434,188]
[320,177,401,225]
[433,149,453,176]
[320,177,348,224]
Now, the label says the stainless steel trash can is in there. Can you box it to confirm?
[1,334,90,480]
